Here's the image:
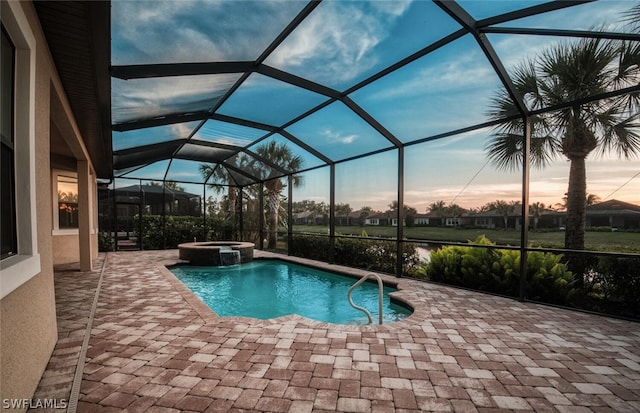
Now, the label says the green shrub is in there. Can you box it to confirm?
[290,234,420,275]
[525,250,574,303]
[134,215,225,249]
[98,231,115,252]
[289,234,330,262]
[425,235,573,304]
[591,256,640,318]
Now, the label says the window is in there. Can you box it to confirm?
[476,218,490,227]
[55,173,78,229]
[446,218,461,227]
[1,27,16,259]
[1,1,40,299]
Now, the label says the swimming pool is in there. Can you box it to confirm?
[170,260,412,325]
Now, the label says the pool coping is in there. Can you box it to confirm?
[158,252,429,332]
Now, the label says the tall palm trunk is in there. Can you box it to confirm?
[563,116,597,284]
[564,156,587,251]
[228,186,237,216]
[564,155,589,286]
[265,180,282,249]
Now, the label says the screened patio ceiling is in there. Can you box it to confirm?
[110,0,640,187]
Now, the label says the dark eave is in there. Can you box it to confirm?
[34,0,113,180]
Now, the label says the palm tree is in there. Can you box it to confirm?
[405,206,418,228]
[255,141,303,249]
[388,200,418,227]
[529,202,546,230]
[445,203,466,227]
[428,200,448,226]
[586,194,601,206]
[485,36,640,252]
[200,142,303,247]
[491,200,516,229]
[199,163,239,224]
[555,192,601,212]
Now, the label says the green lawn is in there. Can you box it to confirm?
[291,225,640,253]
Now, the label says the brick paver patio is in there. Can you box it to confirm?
[31,250,640,412]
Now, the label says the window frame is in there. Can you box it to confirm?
[1,25,17,259]
[52,169,79,234]
[0,1,41,299]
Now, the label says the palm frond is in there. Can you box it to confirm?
[597,113,640,159]
[623,4,640,33]
[484,133,524,172]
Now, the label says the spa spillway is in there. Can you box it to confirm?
[178,241,254,266]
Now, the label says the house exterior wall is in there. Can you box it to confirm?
[52,233,98,265]
[1,1,56,407]
[1,2,99,409]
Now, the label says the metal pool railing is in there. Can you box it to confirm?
[347,273,384,325]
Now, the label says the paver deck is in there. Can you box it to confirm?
[30,250,640,412]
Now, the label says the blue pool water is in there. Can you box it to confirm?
[170,260,412,325]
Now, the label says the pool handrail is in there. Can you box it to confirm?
[347,273,384,325]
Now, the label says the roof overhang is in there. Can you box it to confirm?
[34,0,113,180]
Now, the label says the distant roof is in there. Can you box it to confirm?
[587,199,640,213]
[115,184,200,198]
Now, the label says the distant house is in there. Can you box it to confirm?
[293,210,315,225]
[586,199,640,230]
[467,200,640,230]
[107,184,202,215]
[293,210,326,225]
[469,205,562,230]
[416,211,450,226]
[322,200,640,230]
[469,209,519,229]
[334,209,383,226]
[333,210,360,226]
[470,211,497,229]
[365,213,392,226]
[414,213,433,226]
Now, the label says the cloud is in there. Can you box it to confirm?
[112,75,238,123]
[266,1,413,84]
[171,122,196,139]
[489,2,633,70]
[321,129,358,144]
[112,0,302,64]
[368,45,496,102]
[370,0,413,17]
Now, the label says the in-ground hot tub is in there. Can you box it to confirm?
[178,241,254,266]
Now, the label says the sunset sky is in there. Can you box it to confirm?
[111,0,639,212]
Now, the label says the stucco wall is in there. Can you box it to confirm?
[0,273,57,407]
[2,1,101,407]
[52,233,99,265]
[52,234,79,265]
[1,1,58,409]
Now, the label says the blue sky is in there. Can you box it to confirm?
[111,0,640,211]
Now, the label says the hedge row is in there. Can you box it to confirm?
[421,235,639,319]
[422,235,573,304]
[133,215,232,249]
[289,234,421,275]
